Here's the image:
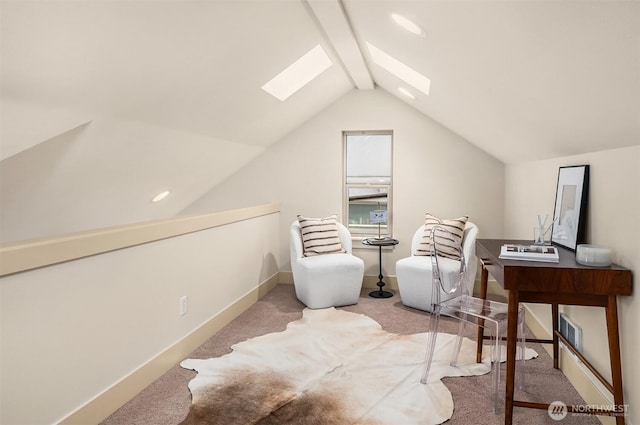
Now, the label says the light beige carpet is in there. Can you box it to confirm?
[179,308,535,425]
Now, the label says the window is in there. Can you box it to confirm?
[343,131,393,238]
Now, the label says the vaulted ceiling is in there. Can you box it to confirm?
[3,0,638,164]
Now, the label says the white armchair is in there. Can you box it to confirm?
[290,220,364,309]
[396,222,479,311]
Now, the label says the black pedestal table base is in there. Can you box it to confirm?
[362,237,399,299]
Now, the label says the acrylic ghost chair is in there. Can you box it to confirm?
[421,225,526,413]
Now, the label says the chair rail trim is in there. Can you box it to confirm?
[0,203,280,277]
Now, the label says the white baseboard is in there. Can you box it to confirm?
[278,271,398,290]
[278,270,294,284]
[61,270,391,424]
[59,273,280,425]
[66,272,622,425]
[363,274,398,290]
[523,304,623,425]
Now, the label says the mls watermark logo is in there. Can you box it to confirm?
[548,401,568,421]
[547,401,628,420]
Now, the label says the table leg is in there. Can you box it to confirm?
[369,245,393,298]
[606,295,625,425]
[476,265,489,363]
[552,303,559,369]
[504,289,519,425]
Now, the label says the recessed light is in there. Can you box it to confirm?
[398,87,415,99]
[261,44,332,101]
[391,13,425,37]
[152,190,170,203]
[366,42,431,96]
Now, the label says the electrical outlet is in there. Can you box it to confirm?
[179,296,188,316]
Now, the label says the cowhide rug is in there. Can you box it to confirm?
[180,308,536,425]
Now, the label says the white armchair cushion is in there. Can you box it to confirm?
[397,221,478,312]
[396,255,465,311]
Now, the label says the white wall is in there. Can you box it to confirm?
[183,88,505,277]
[0,98,94,161]
[0,211,280,425]
[504,145,639,423]
[0,100,265,244]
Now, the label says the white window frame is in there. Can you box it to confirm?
[343,130,393,240]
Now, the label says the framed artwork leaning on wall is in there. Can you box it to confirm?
[551,164,589,251]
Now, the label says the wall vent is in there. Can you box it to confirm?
[559,313,582,352]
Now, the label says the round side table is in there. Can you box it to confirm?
[362,237,399,298]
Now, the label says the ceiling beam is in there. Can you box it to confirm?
[305,0,374,90]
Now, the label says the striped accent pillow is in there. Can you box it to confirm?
[297,215,346,257]
[414,213,468,260]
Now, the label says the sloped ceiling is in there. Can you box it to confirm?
[1,0,639,243]
[344,1,640,163]
[1,0,353,152]
[3,0,638,163]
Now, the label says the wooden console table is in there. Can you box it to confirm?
[475,239,632,425]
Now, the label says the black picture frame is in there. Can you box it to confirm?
[551,165,589,251]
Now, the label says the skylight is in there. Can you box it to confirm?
[366,42,431,96]
[391,13,425,37]
[261,44,332,101]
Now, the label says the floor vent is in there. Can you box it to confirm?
[559,313,582,352]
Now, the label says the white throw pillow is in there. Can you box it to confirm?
[297,214,346,257]
[414,213,468,260]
